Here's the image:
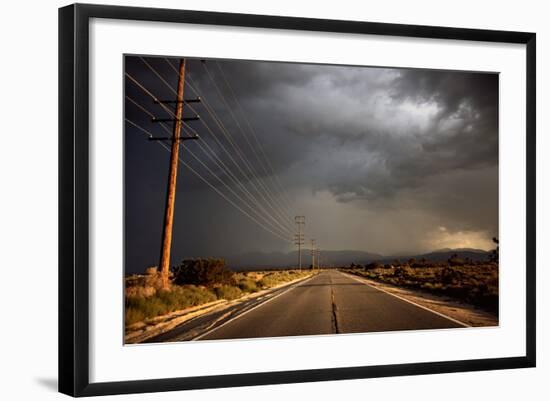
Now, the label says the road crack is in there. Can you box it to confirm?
[330,284,340,334]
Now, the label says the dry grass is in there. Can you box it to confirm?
[125,285,217,325]
[257,270,310,288]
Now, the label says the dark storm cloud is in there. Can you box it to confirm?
[124,56,498,273]
[211,61,498,199]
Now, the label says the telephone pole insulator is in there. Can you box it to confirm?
[148,135,199,141]
[152,116,200,123]
[154,97,201,104]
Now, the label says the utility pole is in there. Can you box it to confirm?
[158,59,186,289]
[317,248,321,270]
[310,239,316,270]
[155,58,201,289]
[294,216,305,270]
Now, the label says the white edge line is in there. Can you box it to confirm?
[191,274,318,341]
[340,271,471,328]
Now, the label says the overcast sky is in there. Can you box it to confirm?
[124,56,498,273]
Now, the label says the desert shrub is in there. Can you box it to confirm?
[394,265,414,277]
[125,266,167,293]
[365,262,383,270]
[157,286,217,309]
[258,274,277,288]
[172,258,234,286]
[215,285,242,300]
[366,272,377,279]
[143,266,168,288]
[447,253,466,266]
[258,271,292,288]
[421,282,435,291]
[342,262,499,314]
[441,266,462,284]
[182,285,218,305]
[125,296,166,323]
[257,270,309,288]
[125,308,146,326]
[448,257,466,266]
[237,278,259,293]
[411,259,432,268]
[125,285,156,299]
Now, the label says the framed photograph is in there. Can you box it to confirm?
[59,3,536,397]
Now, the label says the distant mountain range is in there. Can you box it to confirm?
[226,248,490,270]
[399,248,489,263]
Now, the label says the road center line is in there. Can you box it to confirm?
[339,271,471,328]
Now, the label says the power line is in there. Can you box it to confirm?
[125,117,292,243]
[294,216,305,270]
[155,120,293,239]
[126,94,294,239]
[126,59,317,250]
[214,60,295,213]
[126,70,294,237]
[149,58,295,234]
[167,58,295,233]
[187,71,295,233]
[205,61,293,215]
[200,61,295,229]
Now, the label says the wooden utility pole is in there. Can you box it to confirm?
[159,58,186,289]
[294,216,305,270]
[311,239,316,270]
[317,248,321,270]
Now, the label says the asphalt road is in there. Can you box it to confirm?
[148,270,465,343]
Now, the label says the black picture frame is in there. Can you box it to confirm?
[59,3,536,397]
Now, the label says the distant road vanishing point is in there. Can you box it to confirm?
[146,270,466,343]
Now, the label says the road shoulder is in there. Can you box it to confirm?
[340,271,498,327]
